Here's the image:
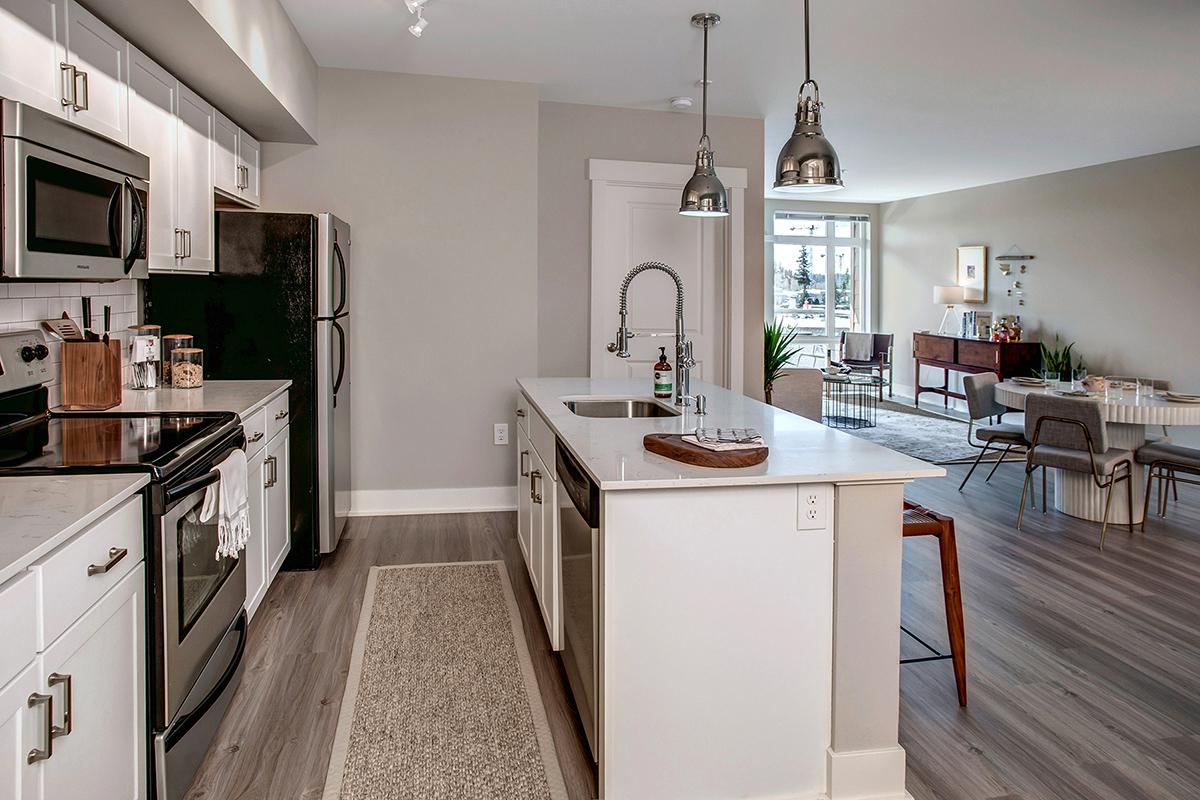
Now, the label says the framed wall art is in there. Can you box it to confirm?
[956,245,987,304]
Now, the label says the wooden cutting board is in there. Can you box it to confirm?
[643,433,768,468]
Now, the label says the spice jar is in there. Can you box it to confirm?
[161,334,193,385]
[127,324,161,389]
[171,348,204,389]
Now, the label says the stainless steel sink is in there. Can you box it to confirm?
[564,398,681,418]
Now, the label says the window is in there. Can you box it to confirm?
[767,211,870,363]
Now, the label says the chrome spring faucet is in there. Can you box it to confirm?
[606,261,696,406]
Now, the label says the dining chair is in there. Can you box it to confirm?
[770,368,824,422]
[1106,375,1178,498]
[1135,441,1200,527]
[1017,394,1135,549]
[959,373,1028,491]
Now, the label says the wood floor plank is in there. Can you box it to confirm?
[186,462,1200,800]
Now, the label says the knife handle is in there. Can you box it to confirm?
[81,296,91,331]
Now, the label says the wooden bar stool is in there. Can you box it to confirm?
[902,501,967,706]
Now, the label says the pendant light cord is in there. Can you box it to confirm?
[701,18,709,144]
[804,0,811,83]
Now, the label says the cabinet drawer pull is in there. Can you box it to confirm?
[27,693,53,764]
[515,409,526,418]
[274,409,288,420]
[87,547,128,576]
[530,470,543,504]
[48,673,72,738]
[520,450,530,478]
[248,431,264,443]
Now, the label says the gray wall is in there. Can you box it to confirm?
[262,68,539,494]
[537,102,766,398]
[881,146,1200,413]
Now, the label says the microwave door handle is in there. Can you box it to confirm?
[123,178,145,274]
[107,183,122,258]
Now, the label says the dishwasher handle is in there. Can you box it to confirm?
[556,439,600,529]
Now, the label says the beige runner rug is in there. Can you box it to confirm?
[323,561,569,800]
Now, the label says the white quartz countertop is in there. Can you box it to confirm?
[518,378,945,490]
[57,380,292,419]
[0,474,149,585]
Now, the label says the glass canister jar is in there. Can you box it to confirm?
[161,334,193,385]
[170,348,204,389]
[127,324,161,388]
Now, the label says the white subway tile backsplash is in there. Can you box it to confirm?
[21,298,48,320]
[6,283,36,298]
[34,283,60,297]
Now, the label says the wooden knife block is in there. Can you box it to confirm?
[61,340,122,410]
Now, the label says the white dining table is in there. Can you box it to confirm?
[994,381,1200,524]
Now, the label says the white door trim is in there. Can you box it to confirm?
[588,159,746,394]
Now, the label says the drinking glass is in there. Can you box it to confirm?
[1137,377,1156,399]
[1072,367,1088,390]
[1041,370,1060,386]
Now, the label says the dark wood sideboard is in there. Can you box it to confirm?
[912,332,1041,407]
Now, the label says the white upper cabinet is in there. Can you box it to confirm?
[0,0,67,117]
[213,108,261,208]
[63,0,127,143]
[175,83,215,273]
[127,47,177,271]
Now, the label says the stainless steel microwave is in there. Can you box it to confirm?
[2,98,149,281]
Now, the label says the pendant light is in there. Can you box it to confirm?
[773,0,843,192]
[680,13,730,217]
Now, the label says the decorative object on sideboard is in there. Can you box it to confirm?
[933,285,966,335]
[678,12,730,217]
[956,245,988,303]
[764,319,802,404]
[773,0,844,193]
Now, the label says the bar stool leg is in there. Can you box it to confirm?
[937,519,968,707]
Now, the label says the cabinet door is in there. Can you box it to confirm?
[127,48,177,272]
[212,109,239,198]
[0,661,43,800]
[175,83,214,273]
[529,448,545,596]
[244,446,268,621]
[516,426,532,568]
[238,131,261,207]
[265,429,291,582]
[41,564,146,800]
[64,0,127,143]
[0,0,68,118]
[540,477,561,650]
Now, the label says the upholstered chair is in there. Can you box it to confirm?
[958,373,1028,491]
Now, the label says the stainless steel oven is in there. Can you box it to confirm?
[150,429,248,800]
[2,98,148,281]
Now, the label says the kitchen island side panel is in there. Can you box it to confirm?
[599,483,834,800]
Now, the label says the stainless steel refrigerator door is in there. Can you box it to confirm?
[316,213,350,319]
[316,314,351,553]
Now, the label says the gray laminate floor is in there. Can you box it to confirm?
[184,464,1200,800]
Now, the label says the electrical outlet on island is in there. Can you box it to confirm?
[494,423,510,446]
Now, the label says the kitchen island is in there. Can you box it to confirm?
[516,377,944,800]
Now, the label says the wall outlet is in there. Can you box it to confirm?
[493,423,509,446]
[796,486,829,531]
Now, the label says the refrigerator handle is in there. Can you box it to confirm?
[332,318,347,403]
[332,242,347,317]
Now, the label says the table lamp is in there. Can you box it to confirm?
[933,285,966,335]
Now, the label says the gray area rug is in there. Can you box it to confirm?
[323,562,569,800]
[838,402,1006,465]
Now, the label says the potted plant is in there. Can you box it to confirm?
[1039,335,1078,378]
[764,319,801,405]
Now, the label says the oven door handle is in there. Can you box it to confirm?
[165,469,221,506]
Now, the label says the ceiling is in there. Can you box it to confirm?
[279,0,1200,203]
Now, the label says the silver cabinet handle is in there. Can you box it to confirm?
[73,68,88,111]
[265,455,278,488]
[87,547,128,576]
[27,693,53,764]
[248,431,264,443]
[274,409,288,420]
[185,229,192,259]
[530,470,543,504]
[515,409,526,418]
[174,228,183,258]
[519,450,530,478]
[48,673,72,738]
[60,63,76,108]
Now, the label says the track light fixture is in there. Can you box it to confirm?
[404,0,428,12]
[408,8,428,37]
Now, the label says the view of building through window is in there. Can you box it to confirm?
[768,211,870,365]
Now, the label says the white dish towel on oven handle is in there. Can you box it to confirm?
[200,447,250,560]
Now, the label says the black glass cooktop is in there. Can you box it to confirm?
[0,412,236,474]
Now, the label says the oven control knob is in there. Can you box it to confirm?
[20,346,36,363]
[33,344,49,360]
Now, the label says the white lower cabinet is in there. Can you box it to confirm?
[515,397,562,650]
[0,661,41,800]
[242,394,290,623]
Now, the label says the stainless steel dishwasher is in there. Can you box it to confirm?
[556,439,599,761]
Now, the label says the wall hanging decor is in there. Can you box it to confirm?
[956,245,988,304]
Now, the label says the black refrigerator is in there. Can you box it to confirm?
[145,211,352,569]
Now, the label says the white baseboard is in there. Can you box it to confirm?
[348,486,517,517]
[826,745,909,799]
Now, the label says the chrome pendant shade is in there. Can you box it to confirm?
[680,13,730,217]
[774,0,844,193]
